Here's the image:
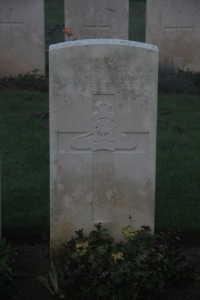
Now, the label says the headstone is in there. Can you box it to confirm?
[64,0,129,40]
[50,39,158,250]
[146,0,200,71]
[0,0,45,78]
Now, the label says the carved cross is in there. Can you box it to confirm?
[0,3,24,50]
[82,9,111,38]
[57,93,149,223]
[164,10,193,57]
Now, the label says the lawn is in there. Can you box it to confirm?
[0,91,49,240]
[0,0,200,242]
[129,0,146,41]
[156,94,200,238]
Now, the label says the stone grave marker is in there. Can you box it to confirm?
[49,39,158,250]
[146,0,200,71]
[0,0,45,78]
[64,0,129,40]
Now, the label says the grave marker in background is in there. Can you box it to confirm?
[50,40,158,250]
[64,0,129,40]
[146,0,200,71]
[0,0,45,78]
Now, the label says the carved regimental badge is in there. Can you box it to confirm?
[71,100,136,151]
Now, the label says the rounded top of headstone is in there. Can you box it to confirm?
[49,39,158,52]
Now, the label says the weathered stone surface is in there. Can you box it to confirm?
[0,0,45,78]
[49,39,158,250]
[64,0,129,40]
[146,0,200,71]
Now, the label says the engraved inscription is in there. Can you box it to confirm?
[0,2,24,50]
[71,96,136,151]
[52,55,146,87]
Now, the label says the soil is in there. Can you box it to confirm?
[2,243,200,300]
[10,243,53,300]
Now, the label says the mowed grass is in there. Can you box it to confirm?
[45,0,64,69]
[156,94,200,236]
[129,0,146,42]
[45,0,64,46]
[0,91,49,240]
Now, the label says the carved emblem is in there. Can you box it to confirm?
[71,100,136,151]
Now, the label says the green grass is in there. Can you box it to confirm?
[45,0,65,70]
[156,94,200,236]
[0,91,49,240]
[45,0,64,47]
[129,1,146,42]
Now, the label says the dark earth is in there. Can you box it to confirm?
[4,242,200,300]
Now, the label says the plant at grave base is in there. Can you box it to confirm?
[0,239,13,294]
[39,261,60,296]
[40,224,189,300]
[0,69,48,92]
[122,225,136,240]
[158,62,200,94]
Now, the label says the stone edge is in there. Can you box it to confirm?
[49,39,158,52]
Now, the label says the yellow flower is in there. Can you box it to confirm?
[122,226,136,240]
[75,241,89,255]
[78,249,86,255]
[112,252,124,262]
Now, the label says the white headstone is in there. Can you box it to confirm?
[64,0,129,40]
[50,39,158,250]
[146,0,200,71]
[0,0,45,78]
